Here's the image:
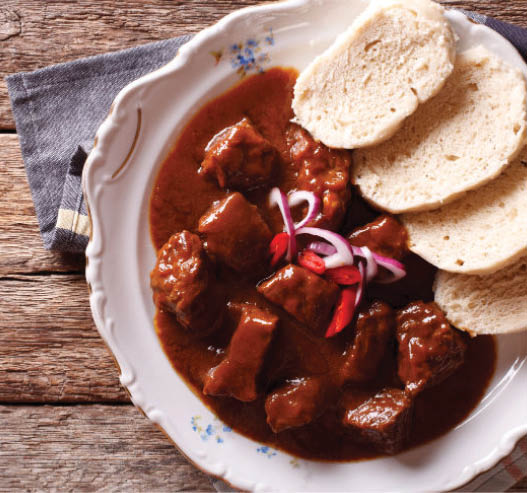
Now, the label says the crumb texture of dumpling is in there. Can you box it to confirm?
[402,148,527,275]
[434,256,527,335]
[293,0,456,149]
[353,46,527,214]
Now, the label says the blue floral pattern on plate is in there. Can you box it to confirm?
[256,445,278,458]
[191,416,305,467]
[211,28,275,77]
[191,415,232,444]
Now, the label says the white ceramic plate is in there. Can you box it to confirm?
[83,1,527,490]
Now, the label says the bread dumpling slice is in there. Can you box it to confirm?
[434,257,527,335]
[402,149,527,275]
[292,0,456,149]
[353,45,527,213]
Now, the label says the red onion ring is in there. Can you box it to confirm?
[356,262,365,306]
[296,227,354,269]
[288,191,321,229]
[352,246,378,282]
[269,188,296,261]
[372,253,406,284]
[306,241,337,256]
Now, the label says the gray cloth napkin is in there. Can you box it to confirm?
[5,12,527,252]
[6,35,191,251]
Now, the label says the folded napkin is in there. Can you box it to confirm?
[6,35,191,251]
[6,8,527,493]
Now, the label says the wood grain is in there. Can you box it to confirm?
[0,405,214,492]
[0,134,122,402]
[0,403,523,493]
[0,134,85,274]
[1,0,527,130]
[0,273,126,403]
[0,0,260,130]
[441,0,527,25]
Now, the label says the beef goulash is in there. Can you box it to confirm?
[149,68,496,461]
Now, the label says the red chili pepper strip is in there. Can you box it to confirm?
[298,250,326,275]
[270,232,290,267]
[325,286,358,338]
[325,265,362,286]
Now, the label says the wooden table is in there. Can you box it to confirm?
[0,1,525,491]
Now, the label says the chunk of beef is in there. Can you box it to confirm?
[397,301,466,395]
[342,388,413,454]
[150,231,223,335]
[265,377,328,433]
[198,192,272,275]
[199,118,279,190]
[257,264,339,335]
[348,215,408,261]
[286,123,351,231]
[340,301,395,383]
[339,387,377,414]
[203,305,279,402]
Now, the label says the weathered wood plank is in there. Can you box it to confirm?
[0,0,259,130]
[0,404,214,492]
[0,134,85,274]
[0,274,127,402]
[0,404,523,492]
[441,0,527,25]
[1,1,527,129]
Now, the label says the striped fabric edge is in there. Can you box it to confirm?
[56,208,91,237]
[51,144,90,251]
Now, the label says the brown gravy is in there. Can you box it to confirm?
[149,67,496,461]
